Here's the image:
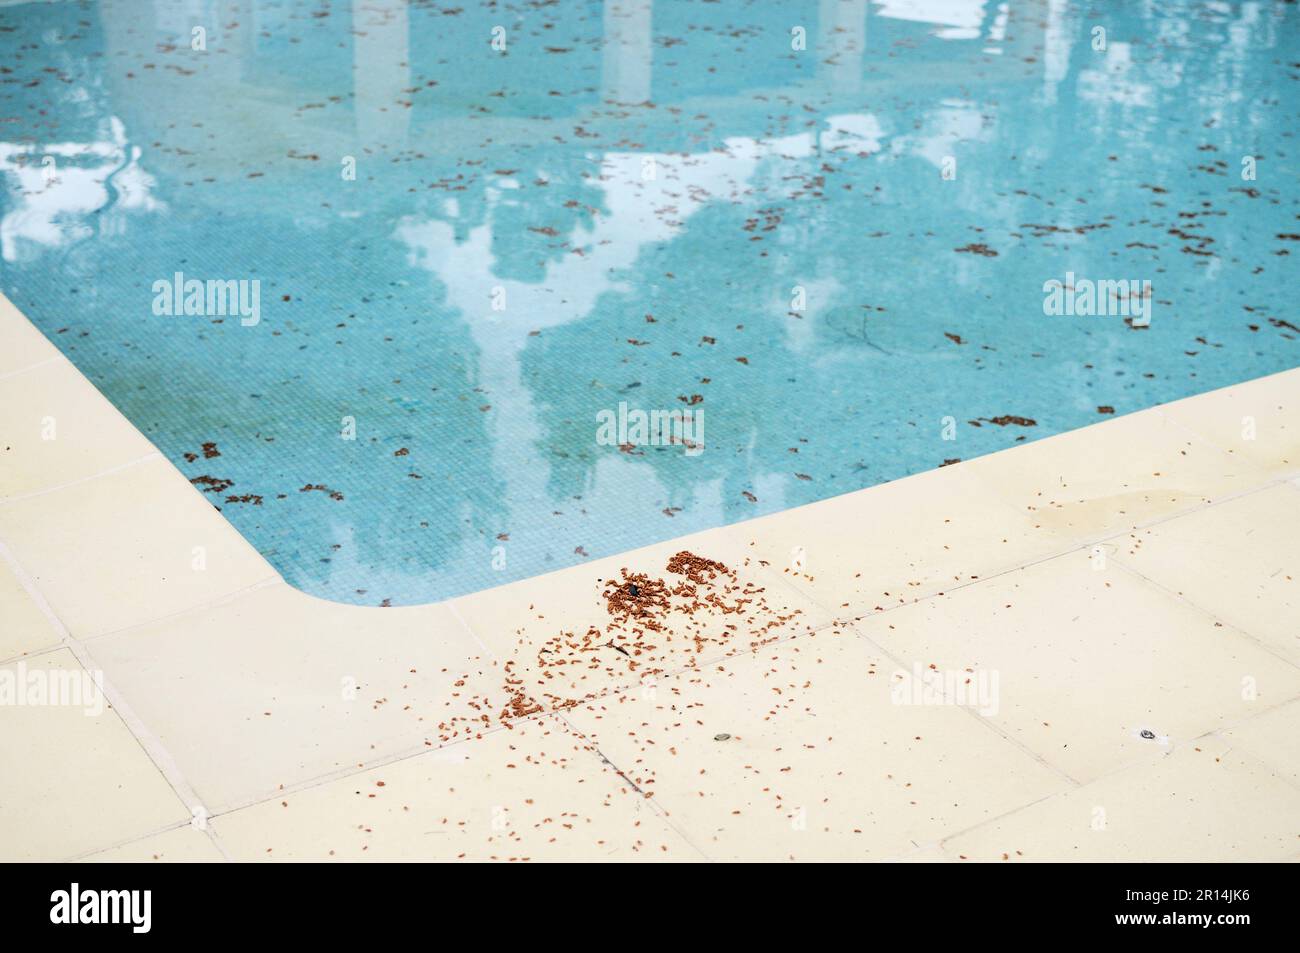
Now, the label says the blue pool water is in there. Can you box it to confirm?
[1,0,1296,605]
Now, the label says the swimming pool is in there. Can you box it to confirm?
[1,0,1295,605]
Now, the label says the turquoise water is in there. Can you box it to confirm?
[1,0,1296,605]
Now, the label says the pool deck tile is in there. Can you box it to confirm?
[0,293,61,377]
[709,462,1068,620]
[84,582,497,813]
[0,649,192,862]
[0,554,61,661]
[0,456,278,641]
[857,548,1300,784]
[0,358,158,499]
[1219,698,1300,789]
[82,825,228,863]
[210,715,699,862]
[939,737,1300,863]
[1157,368,1300,478]
[1,293,1297,862]
[562,625,1073,862]
[1109,483,1300,666]
[962,406,1275,543]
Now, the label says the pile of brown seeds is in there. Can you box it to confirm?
[434,551,806,741]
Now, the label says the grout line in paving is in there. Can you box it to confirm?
[1106,554,1300,673]
[843,619,1086,789]
[1209,734,1300,799]
[0,354,65,382]
[0,535,233,862]
[935,713,1300,859]
[64,816,222,864]
[204,718,516,820]
[556,710,714,862]
[446,598,495,658]
[0,641,68,670]
[77,574,284,646]
[0,451,162,507]
[933,783,1089,858]
[1152,401,1298,476]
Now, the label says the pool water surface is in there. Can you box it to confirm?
[0,0,1296,604]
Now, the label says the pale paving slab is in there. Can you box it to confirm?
[1158,367,1300,478]
[891,845,955,863]
[82,825,227,863]
[0,293,61,376]
[0,649,190,861]
[212,715,699,861]
[710,462,1068,619]
[1110,483,1300,666]
[0,456,277,641]
[1220,699,1300,789]
[86,581,499,813]
[563,626,1072,861]
[0,359,157,499]
[940,739,1300,862]
[858,549,1300,784]
[0,554,61,661]
[449,533,828,710]
[963,407,1272,543]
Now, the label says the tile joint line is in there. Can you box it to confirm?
[0,536,232,861]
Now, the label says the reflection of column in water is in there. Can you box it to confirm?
[227,0,255,71]
[818,0,867,95]
[101,0,155,78]
[1042,0,1072,105]
[353,0,411,150]
[147,0,197,43]
[602,0,652,105]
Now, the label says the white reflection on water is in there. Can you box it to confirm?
[0,116,163,263]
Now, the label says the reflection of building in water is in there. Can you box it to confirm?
[79,0,1045,186]
[0,117,164,262]
[353,0,411,149]
[818,0,867,93]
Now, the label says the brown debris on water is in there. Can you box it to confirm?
[191,475,234,494]
[981,415,1037,427]
[954,243,998,257]
[300,483,345,501]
